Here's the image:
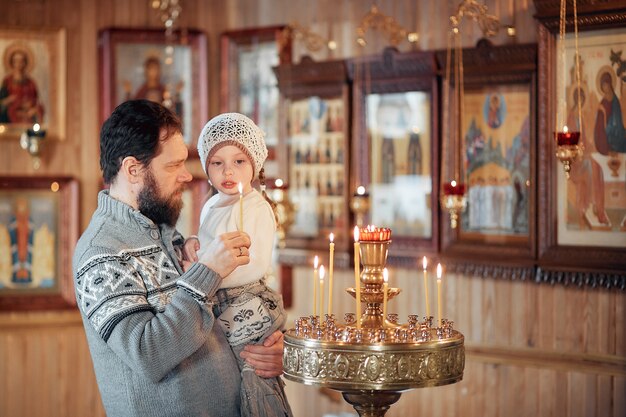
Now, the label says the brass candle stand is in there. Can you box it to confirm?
[283,238,465,417]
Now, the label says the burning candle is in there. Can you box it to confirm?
[328,233,335,316]
[437,263,443,327]
[555,125,581,146]
[382,268,389,322]
[354,185,369,197]
[353,226,362,329]
[238,182,244,231]
[423,256,431,318]
[319,265,325,318]
[313,256,319,316]
[443,180,466,196]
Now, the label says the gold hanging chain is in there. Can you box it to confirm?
[456,27,465,182]
[555,0,582,135]
[573,0,583,137]
[442,28,454,187]
[556,0,566,132]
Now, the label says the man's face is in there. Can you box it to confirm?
[137,131,192,226]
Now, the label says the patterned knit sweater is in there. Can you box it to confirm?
[73,191,241,417]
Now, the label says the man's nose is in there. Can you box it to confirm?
[180,166,193,182]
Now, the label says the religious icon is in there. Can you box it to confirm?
[100,28,207,149]
[0,195,56,290]
[122,55,183,118]
[0,44,44,124]
[367,91,432,237]
[557,29,626,245]
[0,28,66,140]
[463,88,530,236]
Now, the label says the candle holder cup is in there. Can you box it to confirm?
[440,184,467,229]
[554,131,583,179]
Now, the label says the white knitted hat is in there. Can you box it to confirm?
[197,112,268,178]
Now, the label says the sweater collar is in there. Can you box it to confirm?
[96,190,158,230]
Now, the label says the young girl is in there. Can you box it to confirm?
[184,112,292,417]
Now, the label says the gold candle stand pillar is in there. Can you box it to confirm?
[348,240,400,329]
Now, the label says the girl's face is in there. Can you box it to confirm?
[207,145,254,195]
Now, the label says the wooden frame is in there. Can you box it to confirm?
[535,0,626,286]
[349,48,439,266]
[437,41,538,279]
[99,27,208,152]
[273,57,352,267]
[0,27,66,140]
[220,26,292,179]
[0,177,79,310]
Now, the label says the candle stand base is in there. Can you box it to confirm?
[440,194,467,229]
[342,391,401,417]
[555,144,583,179]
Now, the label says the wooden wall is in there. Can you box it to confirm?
[0,1,624,416]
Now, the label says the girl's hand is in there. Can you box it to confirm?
[182,236,200,262]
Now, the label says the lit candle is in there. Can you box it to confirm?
[437,263,443,327]
[382,268,389,323]
[238,182,244,231]
[328,233,335,316]
[353,226,362,329]
[319,265,325,318]
[313,256,319,316]
[555,125,581,146]
[423,256,431,318]
[443,180,466,196]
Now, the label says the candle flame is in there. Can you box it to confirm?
[422,256,428,270]
[436,263,442,280]
[563,125,569,133]
[33,123,40,132]
[319,265,325,280]
[383,268,388,283]
[353,226,360,242]
[356,185,366,195]
[329,232,334,243]
[314,255,319,269]
[450,180,457,187]
[237,182,243,194]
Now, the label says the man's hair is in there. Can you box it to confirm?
[100,99,182,184]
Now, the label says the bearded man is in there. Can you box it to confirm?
[73,99,284,417]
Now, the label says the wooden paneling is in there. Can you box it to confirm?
[0,1,623,416]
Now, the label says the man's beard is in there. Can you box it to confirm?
[137,169,184,227]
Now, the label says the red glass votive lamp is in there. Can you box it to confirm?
[442,181,466,196]
[555,130,580,146]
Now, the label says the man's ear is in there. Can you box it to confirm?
[120,156,144,184]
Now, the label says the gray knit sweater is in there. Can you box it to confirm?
[73,191,241,417]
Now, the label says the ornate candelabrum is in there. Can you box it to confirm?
[440,181,467,229]
[283,228,465,417]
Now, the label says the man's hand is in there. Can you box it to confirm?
[240,330,284,378]
[197,231,250,277]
